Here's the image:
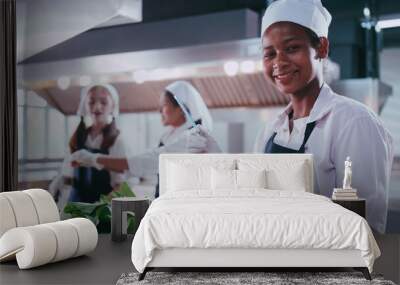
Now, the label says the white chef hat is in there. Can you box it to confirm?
[261,0,332,38]
[77,84,120,117]
[165,81,213,131]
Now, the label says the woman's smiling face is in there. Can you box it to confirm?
[262,22,322,96]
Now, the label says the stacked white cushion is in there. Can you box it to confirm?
[42,221,79,262]
[166,158,235,192]
[0,189,59,236]
[65,218,98,257]
[0,196,17,237]
[168,162,211,191]
[211,169,236,190]
[0,189,98,269]
[0,218,97,269]
[1,191,40,227]
[0,225,57,268]
[159,154,313,195]
[24,189,60,223]
[211,169,268,191]
[236,169,267,189]
[237,158,312,192]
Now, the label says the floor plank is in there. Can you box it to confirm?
[0,234,133,285]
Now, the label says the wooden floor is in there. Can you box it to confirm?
[0,234,134,285]
[0,230,398,284]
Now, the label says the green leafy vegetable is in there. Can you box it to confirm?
[63,182,136,233]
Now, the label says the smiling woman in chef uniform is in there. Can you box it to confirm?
[71,81,214,198]
[249,0,394,233]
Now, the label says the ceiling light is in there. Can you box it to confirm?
[240,60,256,73]
[150,68,169,81]
[98,75,109,84]
[224,61,239,76]
[170,67,184,79]
[57,76,71,90]
[79,75,92,87]
[132,70,149,84]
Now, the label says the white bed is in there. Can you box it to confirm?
[131,154,380,280]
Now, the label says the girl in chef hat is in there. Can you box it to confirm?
[71,81,216,198]
[67,84,128,203]
[251,0,393,233]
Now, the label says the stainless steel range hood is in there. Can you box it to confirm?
[19,9,290,114]
[18,7,391,116]
[17,0,143,63]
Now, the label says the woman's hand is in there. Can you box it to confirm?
[71,149,103,170]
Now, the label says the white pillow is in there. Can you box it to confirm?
[211,168,236,190]
[167,162,210,191]
[268,163,307,191]
[166,159,236,192]
[238,159,309,192]
[236,169,267,189]
[211,169,267,190]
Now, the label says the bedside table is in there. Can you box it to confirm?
[332,198,366,218]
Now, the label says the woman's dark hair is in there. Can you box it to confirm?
[165,91,191,115]
[69,118,120,153]
[164,90,203,127]
[302,26,321,49]
[165,91,179,107]
[70,85,120,152]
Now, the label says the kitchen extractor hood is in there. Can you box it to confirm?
[17,0,142,62]
[19,9,291,114]
[19,8,371,115]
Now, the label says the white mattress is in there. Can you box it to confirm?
[131,190,380,273]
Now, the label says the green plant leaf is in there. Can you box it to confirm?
[127,215,136,233]
[99,194,111,204]
[118,182,135,197]
[96,205,111,224]
[63,183,137,233]
[64,202,102,216]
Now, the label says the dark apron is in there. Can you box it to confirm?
[70,147,113,203]
[264,121,316,153]
[154,141,164,199]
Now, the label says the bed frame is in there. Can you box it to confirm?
[139,248,370,280]
[138,154,372,281]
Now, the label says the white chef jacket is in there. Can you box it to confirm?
[49,131,128,208]
[127,121,194,178]
[254,84,394,233]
